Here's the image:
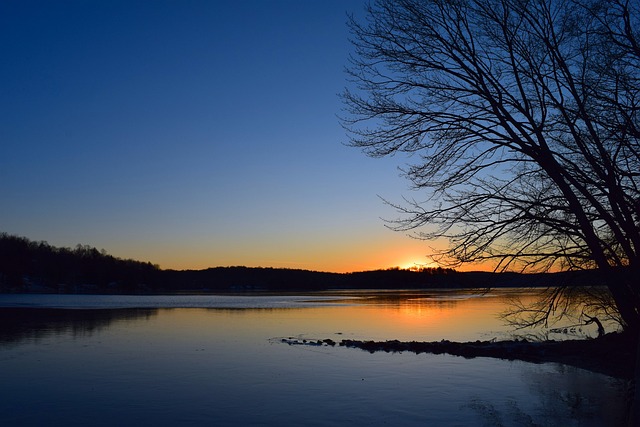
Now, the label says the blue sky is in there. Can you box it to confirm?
[1,0,440,272]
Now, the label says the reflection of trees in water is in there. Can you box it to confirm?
[501,287,623,338]
[464,363,629,427]
[330,289,620,338]
[465,399,537,427]
[0,308,158,345]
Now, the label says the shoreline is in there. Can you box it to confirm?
[283,332,636,380]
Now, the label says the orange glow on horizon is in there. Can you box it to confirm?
[398,260,439,271]
[148,251,500,274]
[108,235,499,274]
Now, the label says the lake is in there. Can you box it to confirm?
[0,289,629,426]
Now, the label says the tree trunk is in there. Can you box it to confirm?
[608,279,640,335]
[629,331,640,427]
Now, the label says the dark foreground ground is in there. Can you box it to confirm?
[283,331,637,380]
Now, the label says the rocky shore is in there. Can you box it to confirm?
[282,331,636,379]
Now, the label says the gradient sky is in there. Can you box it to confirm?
[1,0,450,273]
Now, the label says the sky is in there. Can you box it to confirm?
[1,0,450,273]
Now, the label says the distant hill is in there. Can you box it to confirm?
[0,232,606,293]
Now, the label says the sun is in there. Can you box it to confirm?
[400,260,436,271]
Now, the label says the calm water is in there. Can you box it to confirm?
[0,290,629,426]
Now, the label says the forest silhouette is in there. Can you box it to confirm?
[0,232,604,293]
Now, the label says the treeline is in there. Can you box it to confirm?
[0,233,160,292]
[0,233,599,293]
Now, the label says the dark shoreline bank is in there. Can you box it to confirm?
[1,231,617,293]
[283,332,636,380]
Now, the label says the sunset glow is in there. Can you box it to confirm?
[0,1,489,274]
[1,0,633,424]
[399,260,437,271]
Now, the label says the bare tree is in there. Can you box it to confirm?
[342,0,640,332]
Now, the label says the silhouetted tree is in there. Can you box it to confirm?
[342,0,640,331]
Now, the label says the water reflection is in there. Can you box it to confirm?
[0,307,158,345]
[0,289,612,345]
[0,291,629,426]
[465,363,628,426]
